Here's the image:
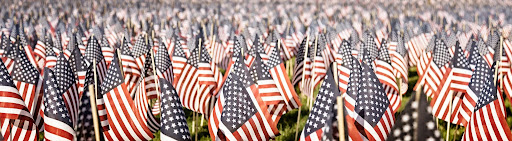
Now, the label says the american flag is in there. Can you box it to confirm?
[42,68,76,141]
[387,92,442,141]
[131,35,149,71]
[292,36,308,86]
[281,27,297,61]
[182,37,215,114]
[100,51,153,140]
[119,37,141,95]
[101,36,115,66]
[62,34,76,59]
[375,39,400,113]
[140,51,158,100]
[12,42,44,131]
[133,62,160,133]
[245,35,269,67]
[2,38,18,73]
[159,78,191,141]
[208,54,279,140]
[249,52,287,122]
[210,36,228,68]
[44,37,58,69]
[335,40,353,94]
[33,31,47,67]
[18,26,38,69]
[0,59,33,122]
[348,62,394,141]
[311,34,331,90]
[68,45,88,97]
[0,33,8,56]
[171,36,188,81]
[268,45,302,110]
[54,54,79,128]
[450,42,473,93]
[417,38,450,97]
[155,42,174,82]
[75,64,105,141]
[462,63,512,140]
[84,36,107,83]
[299,64,340,141]
[390,33,409,92]
[0,58,38,141]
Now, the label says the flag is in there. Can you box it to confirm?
[54,54,79,127]
[249,52,286,122]
[159,78,191,141]
[292,36,308,86]
[457,53,492,127]
[311,34,331,89]
[69,45,89,97]
[100,50,153,140]
[268,45,302,110]
[44,37,58,69]
[335,40,353,94]
[133,63,161,133]
[42,68,76,141]
[155,42,174,82]
[175,37,215,114]
[33,31,47,68]
[119,37,141,95]
[375,39,400,113]
[84,36,108,83]
[12,42,44,130]
[347,62,394,141]
[75,64,105,141]
[0,59,38,141]
[2,38,17,73]
[208,54,279,141]
[101,36,115,66]
[390,34,409,95]
[299,64,340,141]
[245,35,269,67]
[416,38,450,97]
[387,92,442,141]
[131,35,149,70]
[462,63,512,140]
[171,36,188,81]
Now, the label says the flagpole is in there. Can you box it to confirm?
[333,61,345,141]
[149,37,161,112]
[91,58,101,141]
[494,36,503,86]
[414,88,421,140]
[296,35,310,141]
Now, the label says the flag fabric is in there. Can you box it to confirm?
[42,68,76,141]
[12,42,44,130]
[387,92,442,141]
[208,54,279,141]
[119,37,141,96]
[335,40,354,94]
[54,54,79,128]
[462,63,512,140]
[68,46,88,97]
[292,37,308,86]
[159,78,191,141]
[416,38,450,97]
[267,46,302,110]
[311,35,329,90]
[155,42,174,82]
[390,34,409,95]
[133,66,161,133]
[100,51,153,140]
[347,62,395,141]
[44,37,58,69]
[178,37,215,114]
[84,36,107,83]
[299,64,340,141]
[131,35,149,70]
[75,64,105,141]
[249,52,287,123]
[0,58,38,141]
[375,39,400,113]
[101,36,115,66]
[171,36,188,81]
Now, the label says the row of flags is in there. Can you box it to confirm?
[2,0,512,141]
